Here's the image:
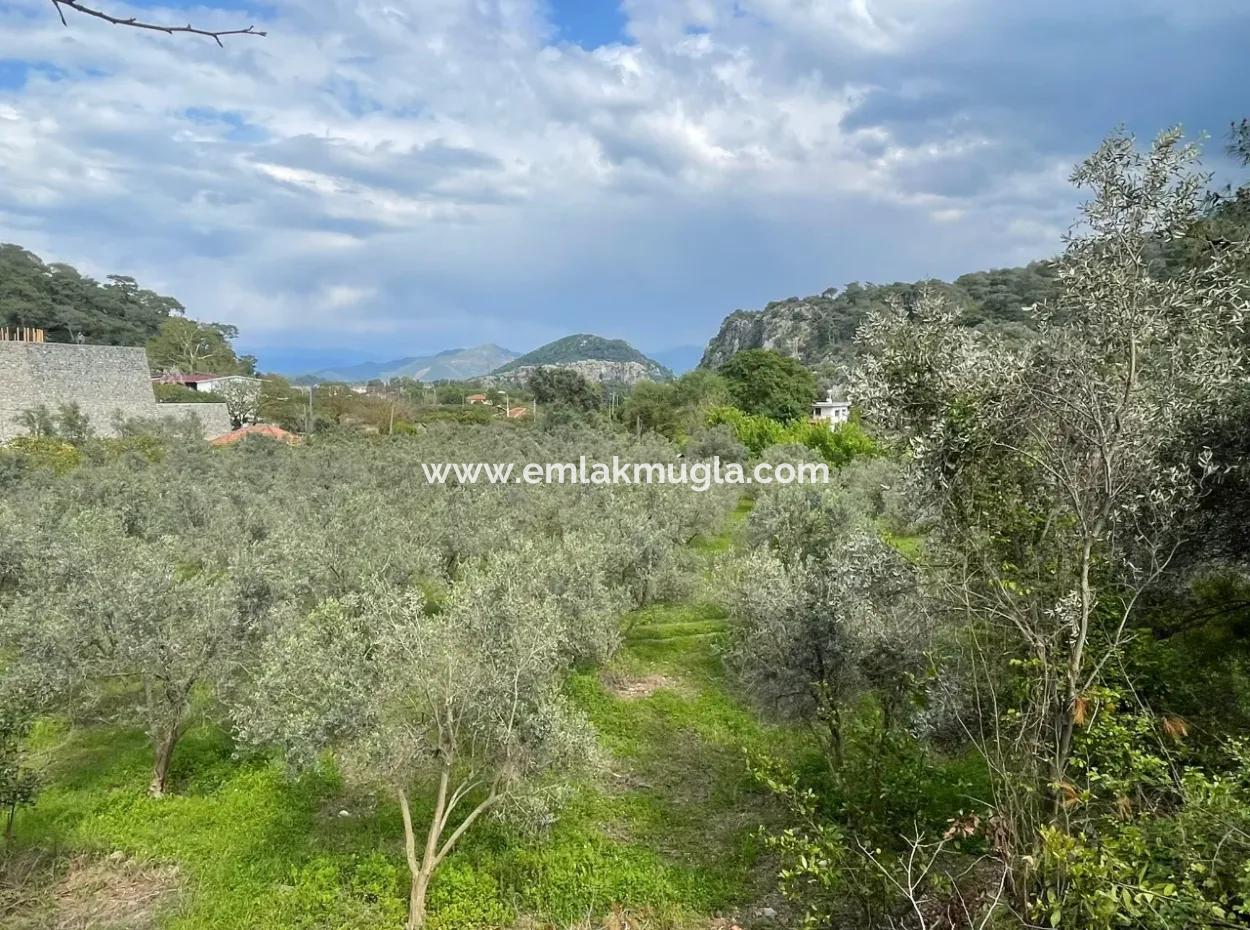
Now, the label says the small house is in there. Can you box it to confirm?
[812,394,851,425]
[155,373,261,394]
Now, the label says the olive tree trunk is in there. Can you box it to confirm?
[148,723,182,798]
[397,768,501,930]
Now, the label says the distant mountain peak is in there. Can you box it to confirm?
[491,334,671,384]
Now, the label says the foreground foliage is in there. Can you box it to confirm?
[711,127,1250,929]
[0,425,740,928]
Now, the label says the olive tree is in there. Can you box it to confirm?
[747,481,867,561]
[235,545,605,929]
[725,531,924,767]
[3,510,250,796]
[0,691,39,843]
[216,378,262,430]
[853,128,1250,842]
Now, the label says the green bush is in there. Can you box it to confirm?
[1034,697,1250,930]
[707,405,877,465]
[1,436,83,474]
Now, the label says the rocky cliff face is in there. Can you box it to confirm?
[700,289,860,371]
[701,265,1057,372]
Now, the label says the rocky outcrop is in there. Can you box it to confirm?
[486,358,665,386]
[701,265,1057,372]
[489,333,671,385]
[700,289,859,371]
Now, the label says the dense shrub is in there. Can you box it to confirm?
[707,404,877,464]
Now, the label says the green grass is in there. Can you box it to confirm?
[4,498,800,929]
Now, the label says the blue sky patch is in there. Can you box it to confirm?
[546,0,628,49]
[0,60,66,91]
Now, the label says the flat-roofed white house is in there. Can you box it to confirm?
[812,393,851,425]
[154,373,261,394]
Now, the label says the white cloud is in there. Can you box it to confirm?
[0,0,1245,359]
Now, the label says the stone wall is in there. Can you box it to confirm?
[155,403,232,438]
[0,341,231,442]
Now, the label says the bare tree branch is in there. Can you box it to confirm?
[50,0,266,47]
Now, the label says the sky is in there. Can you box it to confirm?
[0,0,1247,369]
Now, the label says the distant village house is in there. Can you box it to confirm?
[812,393,851,425]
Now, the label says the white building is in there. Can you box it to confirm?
[812,393,851,425]
[156,373,262,394]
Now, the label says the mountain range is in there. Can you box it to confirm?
[263,264,1059,389]
[296,344,519,383]
[278,334,680,385]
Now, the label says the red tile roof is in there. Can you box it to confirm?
[209,423,302,446]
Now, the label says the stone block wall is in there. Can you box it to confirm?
[155,403,233,438]
[0,342,231,442]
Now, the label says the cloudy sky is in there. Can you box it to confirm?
[1,0,1247,368]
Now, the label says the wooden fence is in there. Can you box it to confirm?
[0,328,46,343]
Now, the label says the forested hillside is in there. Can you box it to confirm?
[701,167,1250,373]
[0,244,185,345]
[700,263,1059,372]
[491,333,672,385]
[494,334,668,374]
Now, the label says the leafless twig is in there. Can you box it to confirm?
[50,0,266,47]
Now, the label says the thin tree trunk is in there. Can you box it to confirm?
[411,867,433,929]
[826,711,844,771]
[398,768,450,930]
[4,801,15,843]
[397,766,503,930]
[148,724,181,797]
[1051,534,1098,815]
[398,787,423,929]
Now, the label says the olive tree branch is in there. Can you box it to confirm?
[49,0,266,47]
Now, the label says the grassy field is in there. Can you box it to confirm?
[2,501,805,930]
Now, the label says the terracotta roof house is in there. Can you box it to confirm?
[209,423,302,446]
[466,393,488,404]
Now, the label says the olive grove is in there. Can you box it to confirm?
[0,424,737,927]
